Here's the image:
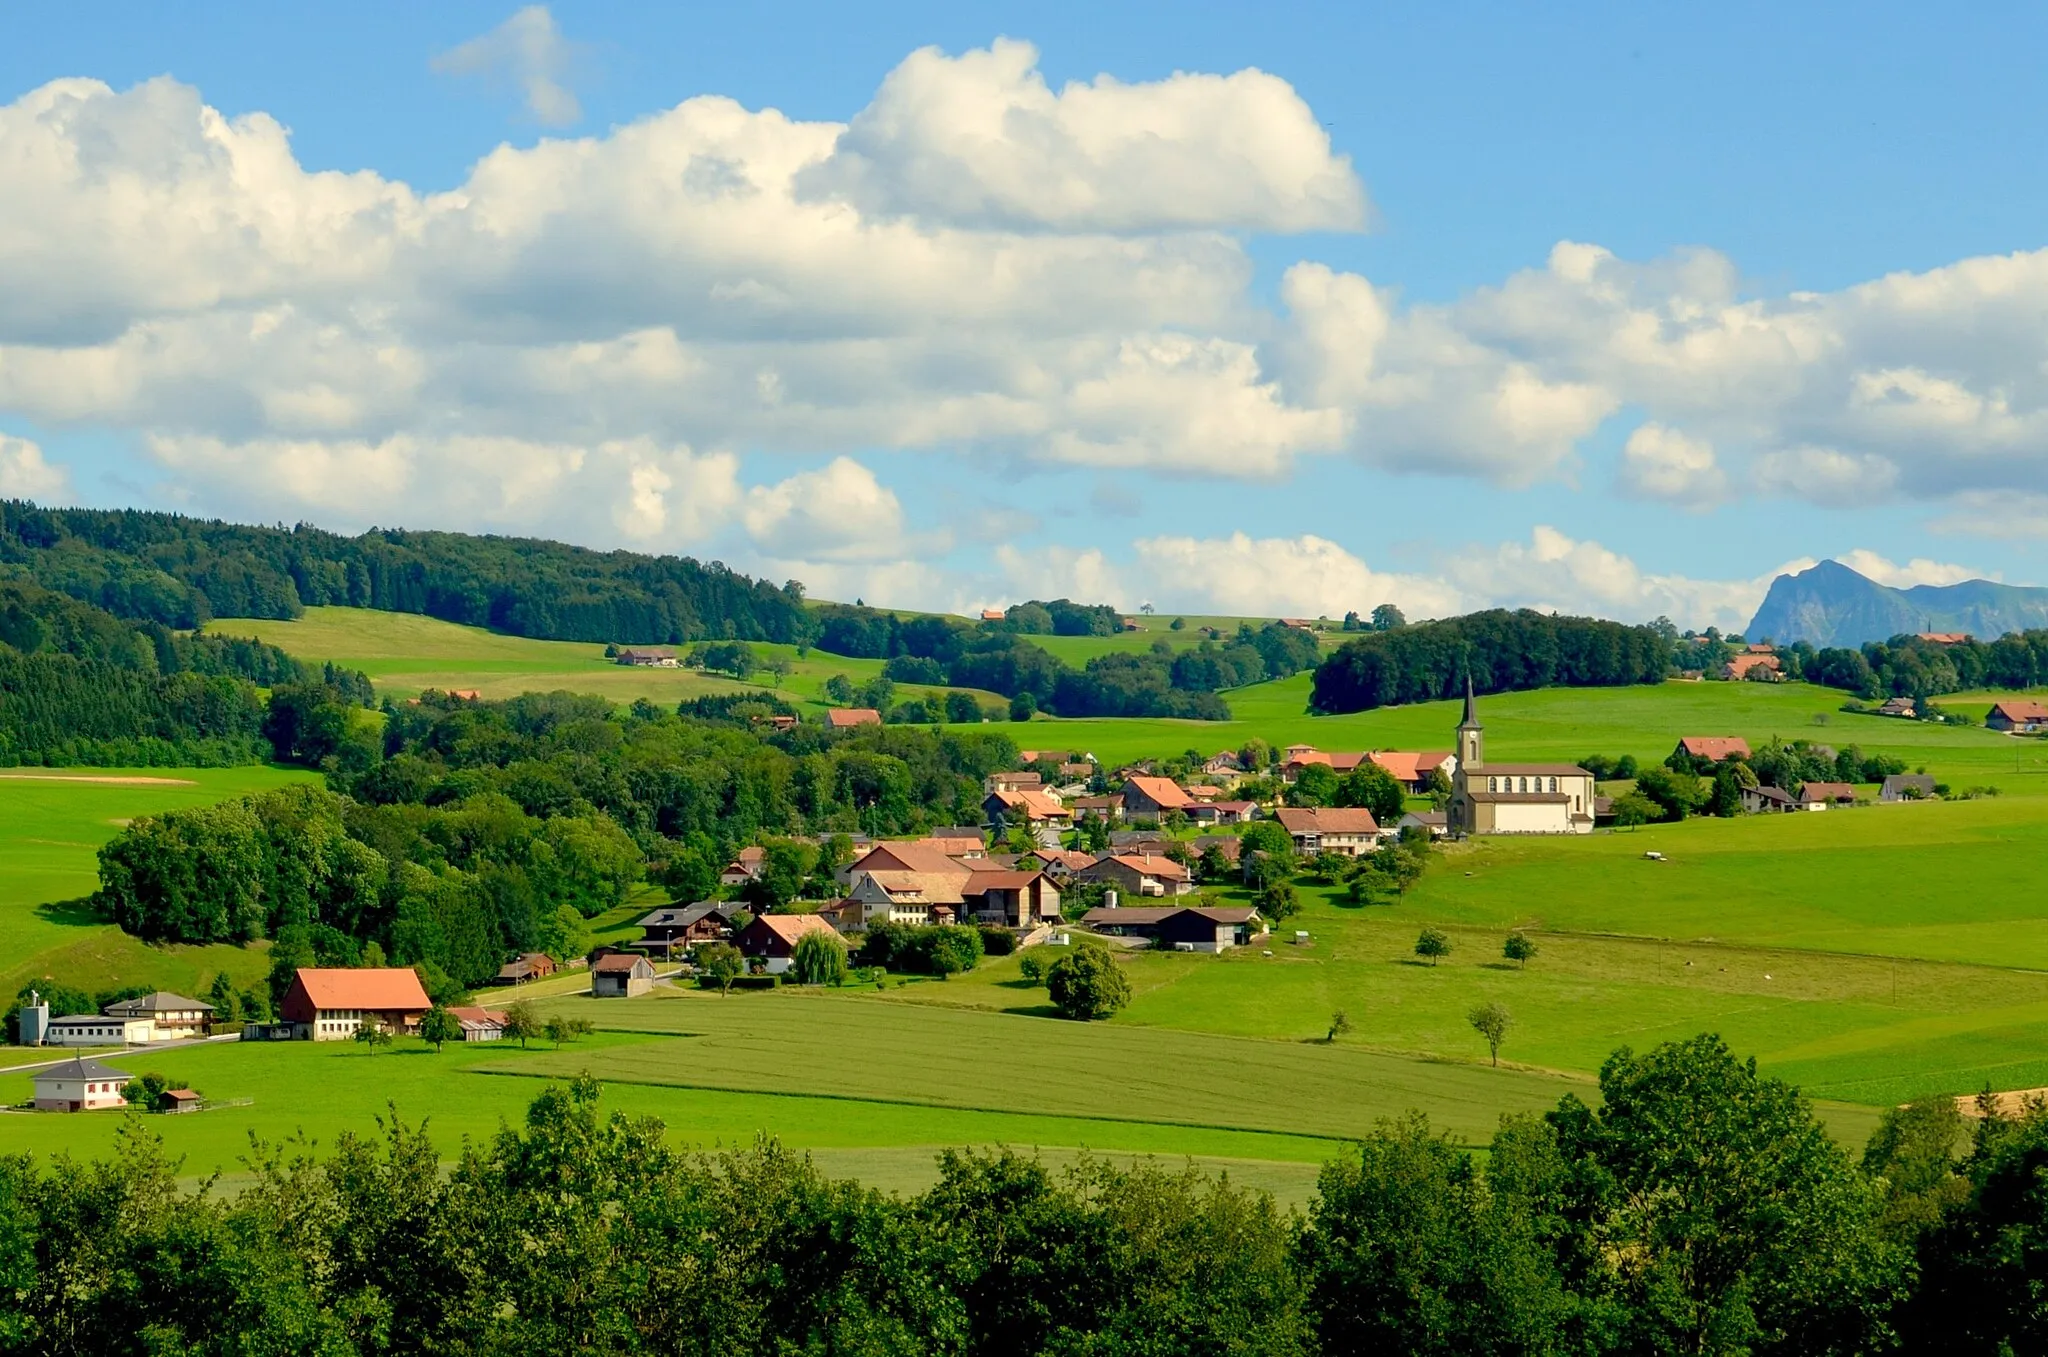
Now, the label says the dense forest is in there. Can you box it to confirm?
[91,690,1019,983]
[1310,610,1671,713]
[0,578,371,766]
[1,500,809,643]
[1768,630,2048,704]
[829,605,1322,720]
[9,1035,2046,1354]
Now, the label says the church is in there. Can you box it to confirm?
[1447,681,1596,836]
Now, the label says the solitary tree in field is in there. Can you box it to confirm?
[695,942,744,995]
[501,1000,541,1049]
[1415,928,1451,966]
[543,1015,593,1047]
[352,1015,393,1056]
[1468,1002,1513,1066]
[1326,1010,1353,1044]
[1018,954,1046,987]
[418,1005,462,1052]
[1504,934,1537,970]
[1047,947,1131,1021]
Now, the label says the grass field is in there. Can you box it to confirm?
[0,767,318,999]
[207,607,1005,712]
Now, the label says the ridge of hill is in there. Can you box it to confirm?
[1749,560,2048,647]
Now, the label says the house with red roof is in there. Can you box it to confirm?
[280,968,431,1041]
[1675,736,1752,763]
[1721,653,1782,681]
[983,788,1071,825]
[824,708,883,730]
[1119,775,1193,819]
[1274,807,1384,856]
[736,913,842,973]
[1987,700,2048,733]
[1076,852,1192,898]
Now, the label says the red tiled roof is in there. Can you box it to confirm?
[1679,736,1752,760]
[592,953,651,974]
[1800,781,1856,802]
[852,842,971,877]
[293,968,430,1011]
[1104,853,1190,880]
[825,708,883,728]
[1991,700,2048,722]
[1274,807,1381,835]
[1121,775,1193,809]
[750,914,841,946]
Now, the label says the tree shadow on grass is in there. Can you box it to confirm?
[35,898,102,929]
[1477,962,1522,972]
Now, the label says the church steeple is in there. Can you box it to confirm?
[1456,674,1484,768]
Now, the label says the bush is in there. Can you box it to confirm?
[977,926,1017,956]
[1018,954,1046,986]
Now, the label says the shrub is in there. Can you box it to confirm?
[1047,946,1131,1021]
[977,926,1017,956]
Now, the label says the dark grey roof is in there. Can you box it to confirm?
[103,991,213,1017]
[34,1056,130,1083]
[638,902,734,928]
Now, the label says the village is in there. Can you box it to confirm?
[12,684,1964,1112]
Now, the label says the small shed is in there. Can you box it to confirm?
[161,1089,202,1114]
[591,953,657,998]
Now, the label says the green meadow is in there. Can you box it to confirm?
[207,606,1006,712]
[0,767,316,998]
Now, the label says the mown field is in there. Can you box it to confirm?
[0,767,317,999]
[207,607,1007,712]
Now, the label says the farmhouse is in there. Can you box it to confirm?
[101,992,215,1040]
[1273,807,1383,856]
[1076,853,1193,898]
[720,845,767,885]
[1881,774,1938,802]
[923,828,987,857]
[1067,794,1123,821]
[45,1014,155,1047]
[1916,632,1971,644]
[491,953,557,986]
[1399,810,1449,838]
[281,968,432,1040]
[1877,696,1917,718]
[615,647,678,667]
[736,913,840,973]
[32,1057,131,1112]
[1986,700,2048,733]
[824,708,883,730]
[833,871,969,928]
[983,788,1070,825]
[1741,784,1798,814]
[1120,775,1193,818]
[1183,799,1256,827]
[637,903,738,956]
[1079,905,1264,952]
[1281,749,1368,781]
[1192,834,1243,865]
[1448,682,1596,836]
[1368,751,1458,792]
[1721,653,1781,681]
[591,953,657,997]
[1676,736,1752,763]
[960,870,1063,929]
[987,771,1043,792]
[1799,781,1856,808]
[843,840,968,881]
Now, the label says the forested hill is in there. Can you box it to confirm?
[0,501,809,645]
[1310,609,1670,713]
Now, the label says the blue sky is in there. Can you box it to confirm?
[3,3,2046,627]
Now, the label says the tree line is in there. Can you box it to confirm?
[1310,609,1671,713]
[843,609,1321,720]
[2,499,810,644]
[11,1036,2048,1353]
[89,690,1023,978]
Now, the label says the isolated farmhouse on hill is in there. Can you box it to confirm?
[280,968,432,1041]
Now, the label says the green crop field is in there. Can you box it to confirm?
[209,606,1004,712]
[0,767,318,999]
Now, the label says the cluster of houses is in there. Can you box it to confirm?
[1671,735,1937,809]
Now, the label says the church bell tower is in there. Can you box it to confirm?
[1456,675,1484,770]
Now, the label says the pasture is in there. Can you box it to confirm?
[0,767,317,999]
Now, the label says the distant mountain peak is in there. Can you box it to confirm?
[1748,559,2048,647]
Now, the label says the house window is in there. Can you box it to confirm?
[1549,777,1558,793]
[1487,776,1497,792]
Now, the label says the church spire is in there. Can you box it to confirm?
[1459,673,1478,728]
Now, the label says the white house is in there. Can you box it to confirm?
[32,1056,132,1111]
[45,1015,155,1047]
[102,992,214,1041]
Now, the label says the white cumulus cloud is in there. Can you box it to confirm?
[0,434,69,500]
[1832,549,1988,589]
[1617,422,1729,508]
[742,456,947,562]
